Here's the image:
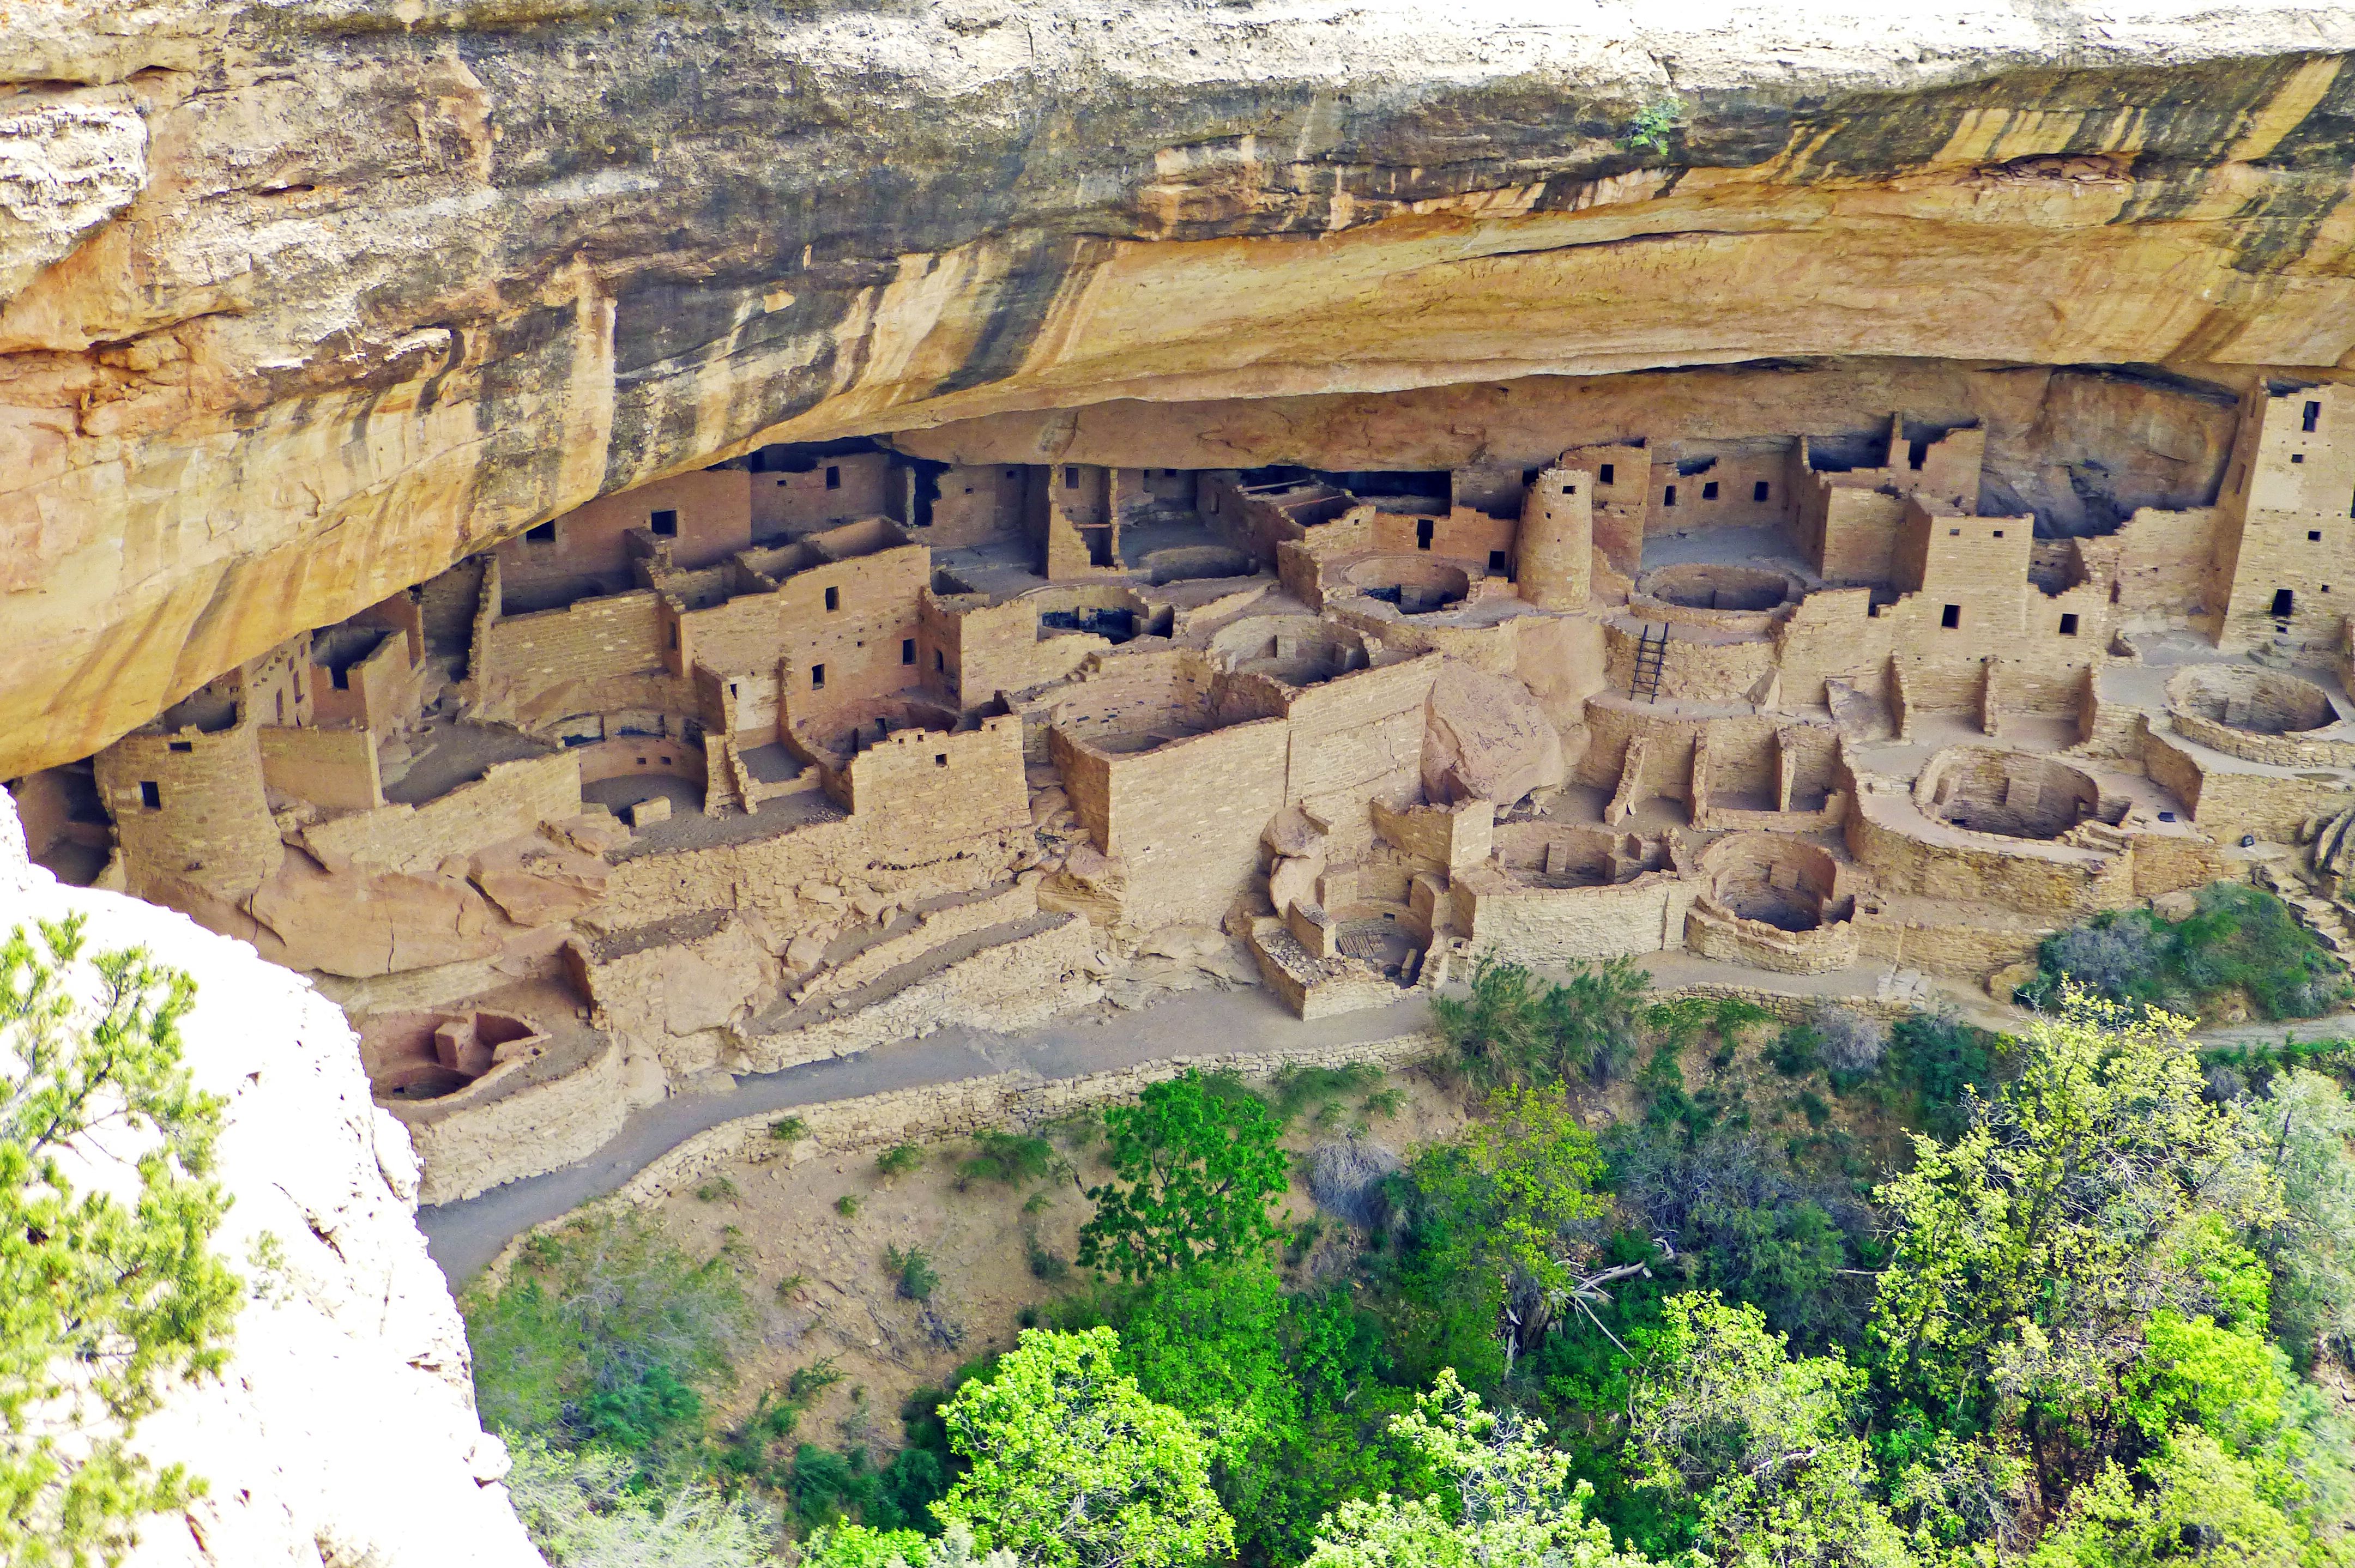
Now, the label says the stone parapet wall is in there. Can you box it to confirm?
[1847,797,2129,919]
[402,1034,628,1206]
[1686,901,1860,973]
[259,724,384,812]
[302,752,582,876]
[1454,869,1694,962]
[736,912,1096,1074]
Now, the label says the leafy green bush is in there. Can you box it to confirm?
[836,1194,861,1218]
[694,1175,739,1203]
[769,1116,809,1142]
[1024,1226,1070,1282]
[2019,883,2350,1021]
[1433,955,1650,1090]
[885,1244,939,1302]
[1079,1069,1291,1281]
[1267,1063,1382,1125]
[956,1129,1060,1190]
[463,1209,750,1463]
[875,1143,925,1179]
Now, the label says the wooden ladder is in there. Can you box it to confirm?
[1631,625,1668,701]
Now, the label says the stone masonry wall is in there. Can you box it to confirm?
[302,752,582,876]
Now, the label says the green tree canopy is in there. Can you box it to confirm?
[1305,1368,1646,1568]
[1078,1071,1289,1281]
[1,917,240,1567]
[1868,995,2278,1426]
[933,1327,1233,1568]
[1628,1293,1912,1568]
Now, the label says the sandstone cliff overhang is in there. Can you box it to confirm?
[6,0,2355,775]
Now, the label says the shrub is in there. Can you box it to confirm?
[506,1437,776,1566]
[956,1130,1060,1190]
[1025,1227,1070,1282]
[464,1209,751,1461]
[1621,93,1684,156]
[886,1244,939,1302]
[2019,884,2349,1021]
[1433,954,1650,1089]
[1079,1069,1290,1280]
[1268,1062,1382,1124]
[1810,1001,1889,1077]
[836,1194,861,1218]
[1305,1137,1404,1230]
[875,1143,925,1180]
[695,1175,739,1203]
[770,1116,810,1142]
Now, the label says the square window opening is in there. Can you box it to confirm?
[2293,453,2306,464]
[524,522,556,543]
[1702,480,1720,500]
[1488,550,1509,573]
[2312,531,2324,542]
[1949,528,1961,537]
[1992,529,2004,537]
[139,781,160,810]
[1753,480,1770,502]
[650,508,679,536]
[1064,465,1079,488]
[2059,613,2080,636]
[1599,463,1615,486]
[167,741,192,754]
[811,663,826,690]
[1940,604,1961,629]
[934,754,948,767]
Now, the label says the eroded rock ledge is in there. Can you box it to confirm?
[6,0,2355,775]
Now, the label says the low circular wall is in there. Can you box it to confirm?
[1209,614,1368,684]
[800,697,967,761]
[1915,747,2111,840]
[1142,546,1254,585]
[1631,564,1805,633]
[1343,555,1471,613]
[2168,665,2338,734]
[1697,832,1845,931]
[2165,666,2354,766]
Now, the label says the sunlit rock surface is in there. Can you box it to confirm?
[4,0,2355,774]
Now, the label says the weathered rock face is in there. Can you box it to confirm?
[6,1,2355,776]
[0,793,541,1566]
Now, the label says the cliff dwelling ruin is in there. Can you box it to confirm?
[8,374,2354,1204]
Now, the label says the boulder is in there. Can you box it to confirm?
[1421,663,1567,806]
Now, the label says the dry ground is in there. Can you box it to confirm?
[649,1063,1473,1448]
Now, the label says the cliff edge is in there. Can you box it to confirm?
[0,792,540,1567]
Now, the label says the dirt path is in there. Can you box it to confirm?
[415,954,2354,1288]
[416,985,1434,1285]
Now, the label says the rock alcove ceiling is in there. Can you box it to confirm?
[6,0,2355,776]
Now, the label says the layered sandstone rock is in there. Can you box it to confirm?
[6,1,2355,774]
[0,794,540,1568]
